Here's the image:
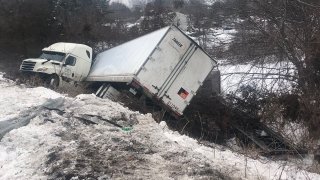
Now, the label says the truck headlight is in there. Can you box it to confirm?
[37,67,48,72]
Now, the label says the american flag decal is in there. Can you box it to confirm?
[178,88,189,99]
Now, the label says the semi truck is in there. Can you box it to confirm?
[20,25,219,117]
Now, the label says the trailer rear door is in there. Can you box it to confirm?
[160,48,215,115]
[136,27,192,95]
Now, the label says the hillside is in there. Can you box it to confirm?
[1,0,320,179]
[109,0,219,9]
[109,0,154,9]
[1,74,319,179]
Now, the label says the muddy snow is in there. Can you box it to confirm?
[0,73,319,180]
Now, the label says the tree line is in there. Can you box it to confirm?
[222,0,320,138]
[0,0,114,55]
[0,0,183,56]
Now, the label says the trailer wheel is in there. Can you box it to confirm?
[48,75,59,89]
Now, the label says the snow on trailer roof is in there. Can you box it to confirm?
[87,26,170,81]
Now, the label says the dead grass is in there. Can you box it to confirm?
[306,161,320,174]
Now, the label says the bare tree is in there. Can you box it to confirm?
[225,0,320,136]
[140,0,171,33]
[53,0,112,43]
[229,0,320,91]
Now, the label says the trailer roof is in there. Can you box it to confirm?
[87,27,170,81]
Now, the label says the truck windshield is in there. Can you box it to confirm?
[39,51,65,62]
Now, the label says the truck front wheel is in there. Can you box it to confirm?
[47,75,60,89]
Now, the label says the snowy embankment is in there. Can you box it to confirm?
[0,73,319,180]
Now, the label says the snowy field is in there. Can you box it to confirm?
[0,73,319,179]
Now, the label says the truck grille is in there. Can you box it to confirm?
[21,61,36,71]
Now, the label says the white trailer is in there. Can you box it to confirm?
[87,26,217,116]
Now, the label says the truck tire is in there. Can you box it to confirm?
[48,75,59,89]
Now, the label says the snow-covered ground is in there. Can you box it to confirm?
[109,0,153,9]
[0,73,319,179]
[219,61,296,94]
[198,25,295,95]
[109,0,221,9]
[202,0,220,6]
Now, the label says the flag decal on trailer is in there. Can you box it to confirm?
[178,88,189,99]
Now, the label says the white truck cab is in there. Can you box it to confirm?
[20,42,92,85]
